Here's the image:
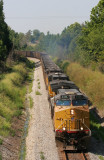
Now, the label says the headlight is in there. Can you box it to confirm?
[70,109,74,115]
[80,127,83,130]
[63,127,66,131]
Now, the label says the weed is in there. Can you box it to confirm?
[14,110,22,118]
[29,96,33,108]
[28,72,34,93]
[99,156,104,160]
[40,152,45,160]
[29,83,33,93]
[37,79,39,81]
[10,129,16,137]
[35,90,41,95]
[38,85,41,89]
[0,116,11,136]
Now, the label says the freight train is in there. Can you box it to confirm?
[15,51,91,149]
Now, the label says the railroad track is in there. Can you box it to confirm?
[56,140,90,160]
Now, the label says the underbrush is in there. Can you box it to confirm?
[0,56,35,137]
[66,63,104,112]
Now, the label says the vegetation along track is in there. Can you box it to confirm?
[56,140,90,160]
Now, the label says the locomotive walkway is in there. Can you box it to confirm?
[25,58,59,160]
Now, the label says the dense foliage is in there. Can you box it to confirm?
[0,0,12,61]
[78,0,104,65]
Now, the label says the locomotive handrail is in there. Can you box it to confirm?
[80,120,91,136]
[55,119,67,131]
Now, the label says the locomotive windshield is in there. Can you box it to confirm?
[56,100,71,106]
[61,95,70,100]
[72,99,88,106]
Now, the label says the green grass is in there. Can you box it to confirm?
[29,96,33,108]
[35,90,41,95]
[99,156,104,160]
[0,57,34,137]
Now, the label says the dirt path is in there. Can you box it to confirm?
[26,58,59,160]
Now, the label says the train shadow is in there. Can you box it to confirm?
[89,107,104,158]
[90,107,104,123]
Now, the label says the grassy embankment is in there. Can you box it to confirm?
[0,56,34,145]
[60,61,104,141]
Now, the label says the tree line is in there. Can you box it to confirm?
[34,0,104,70]
[21,0,104,70]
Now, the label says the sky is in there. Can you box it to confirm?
[3,0,99,34]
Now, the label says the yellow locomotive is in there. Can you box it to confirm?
[50,89,91,148]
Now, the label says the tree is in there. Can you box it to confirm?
[0,0,12,61]
[31,29,41,43]
[90,0,104,27]
[78,0,104,63]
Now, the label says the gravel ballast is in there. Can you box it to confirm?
[26,58,59,160]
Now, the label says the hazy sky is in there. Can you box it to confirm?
[3,0,99,34]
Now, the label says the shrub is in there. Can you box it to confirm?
[66,63,104,113]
